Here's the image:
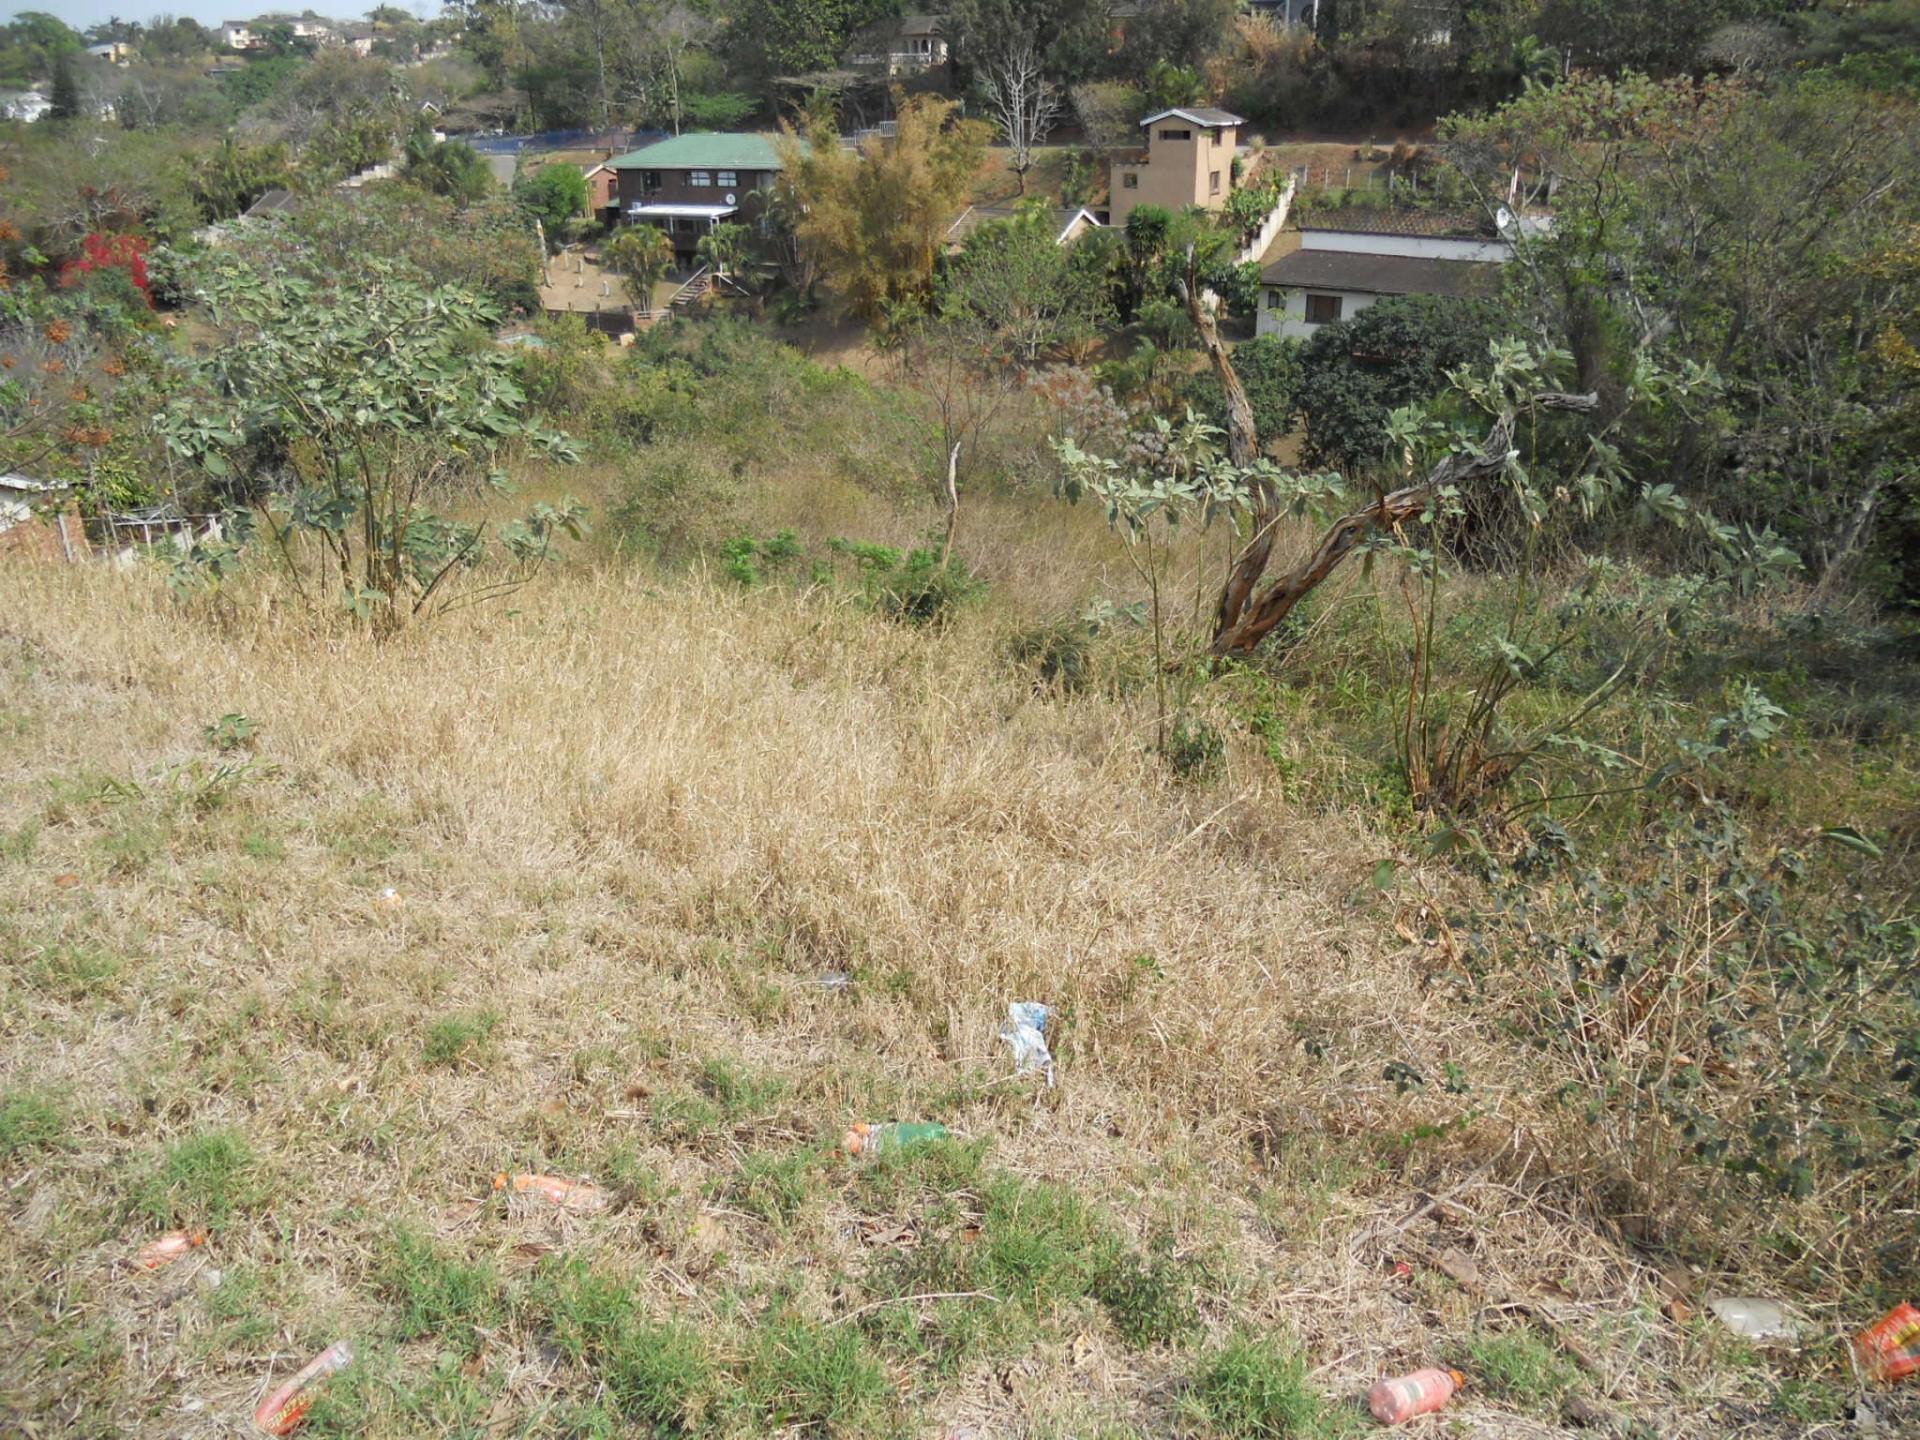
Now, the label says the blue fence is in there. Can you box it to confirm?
[464,128,666,156]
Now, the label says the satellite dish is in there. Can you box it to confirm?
[724,192,737,206]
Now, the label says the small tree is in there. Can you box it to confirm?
[942,212,1113,362]
[160,254,583,632]
[695,221,752,279]
[601,225,674,309]
[983,38,1063,195]
[512,163,589,230]
[404,126,494,206]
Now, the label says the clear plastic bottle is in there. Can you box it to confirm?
[841,1122,949,1156]
[134,1229,206,1270]
[1367,1367,1463,1425]
[254,1340,354,1435]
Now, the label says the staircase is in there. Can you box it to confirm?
[667,266,713,310]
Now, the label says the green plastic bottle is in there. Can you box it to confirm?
[842,1122,948,1156]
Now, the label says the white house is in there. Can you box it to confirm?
[846,14,948,75]
[219,21,258,50]
[1257,208,1524,340]
[0,90,51,122]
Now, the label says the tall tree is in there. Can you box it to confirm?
[48,48,80,121]
[983,39,1064,194]
[775,92,992,320]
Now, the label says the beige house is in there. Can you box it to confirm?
[1108,106,1242,227]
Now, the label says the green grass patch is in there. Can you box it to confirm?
[1187,1332,1356,1438]
[698,1056,788,1119]
[732,1145,829,1227]
[421,1009,500,1067]
[739,1315,897,1437]
[128,1130,257,1229]
[1091,1237,1204,1347]
[27,941,125,1000]
[1464,1325,1581,1408]
[373,1226,507,1355]
[530,1258,713,1434]
[0,1089,67,1158]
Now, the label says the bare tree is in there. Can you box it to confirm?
[984,39,1062,195]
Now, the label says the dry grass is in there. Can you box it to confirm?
[1,549,1897,1438]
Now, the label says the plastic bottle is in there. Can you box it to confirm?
[254,1340,353,1435]
[1367,1368,1463,1426]
[1851,1302,1920,1385]
[134,1229,206,1270]
[841,1122,949,1156]
[493,1172,608,1212]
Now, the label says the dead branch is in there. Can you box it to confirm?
[1209,392,1599,658]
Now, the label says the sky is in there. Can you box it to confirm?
[10,2,440,35]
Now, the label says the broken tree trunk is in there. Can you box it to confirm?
[1208,393,1598,657]
[939,440,962,568]
[1177,259,1276,642]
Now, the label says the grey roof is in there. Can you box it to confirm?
[1140,106,1243,129]
[1301,207,1493,238]
[1259,249,1502,299]
[243,187,300,217]
[898,14,943,34]
[945,204,1101,245]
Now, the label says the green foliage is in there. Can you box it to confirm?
[422,1009,501,1067]
[1187,1332,1352,1438]
[829,540,983,626]
[1292,295,1507,469]
[404,127,494,206]
[159,250,583,631]
[375,1226,507,1353]
[941,209,1115,361]
[1181,335,1301,447]
[128,1131,257,1229]
[513,163,590,230]
[602,226,674,307]
[190,140,292,223]
[680,90,757,128]
[1162,713,1225,782]
[202,714,259,752]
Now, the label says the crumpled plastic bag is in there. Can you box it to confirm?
[1000,1001,1054,1085]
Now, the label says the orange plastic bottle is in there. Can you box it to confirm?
[1367,1368,1463,1425]
[493,1172,608,1212]
[1851,1302,1920,1385]
[254,1340,353,1435]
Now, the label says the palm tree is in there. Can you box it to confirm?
[695,222,752,281]
[601,226,673,312]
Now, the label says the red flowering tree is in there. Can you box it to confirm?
[58,233,153,308]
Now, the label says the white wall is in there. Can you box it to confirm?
[1302,231,1512,263]
[1256,286,1379,341]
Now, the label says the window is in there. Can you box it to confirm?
[1122,172,1138,189]
[689,170,712,187]
[642,170,662,192]
[1211,129,1223,146]
[1264,288,1282,310]
[1209,170,1221,195]
[716,170,737,189]
[1305,293,1344,325]
[1158,127,1191,141]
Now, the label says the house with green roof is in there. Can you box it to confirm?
[607,133,784,264]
